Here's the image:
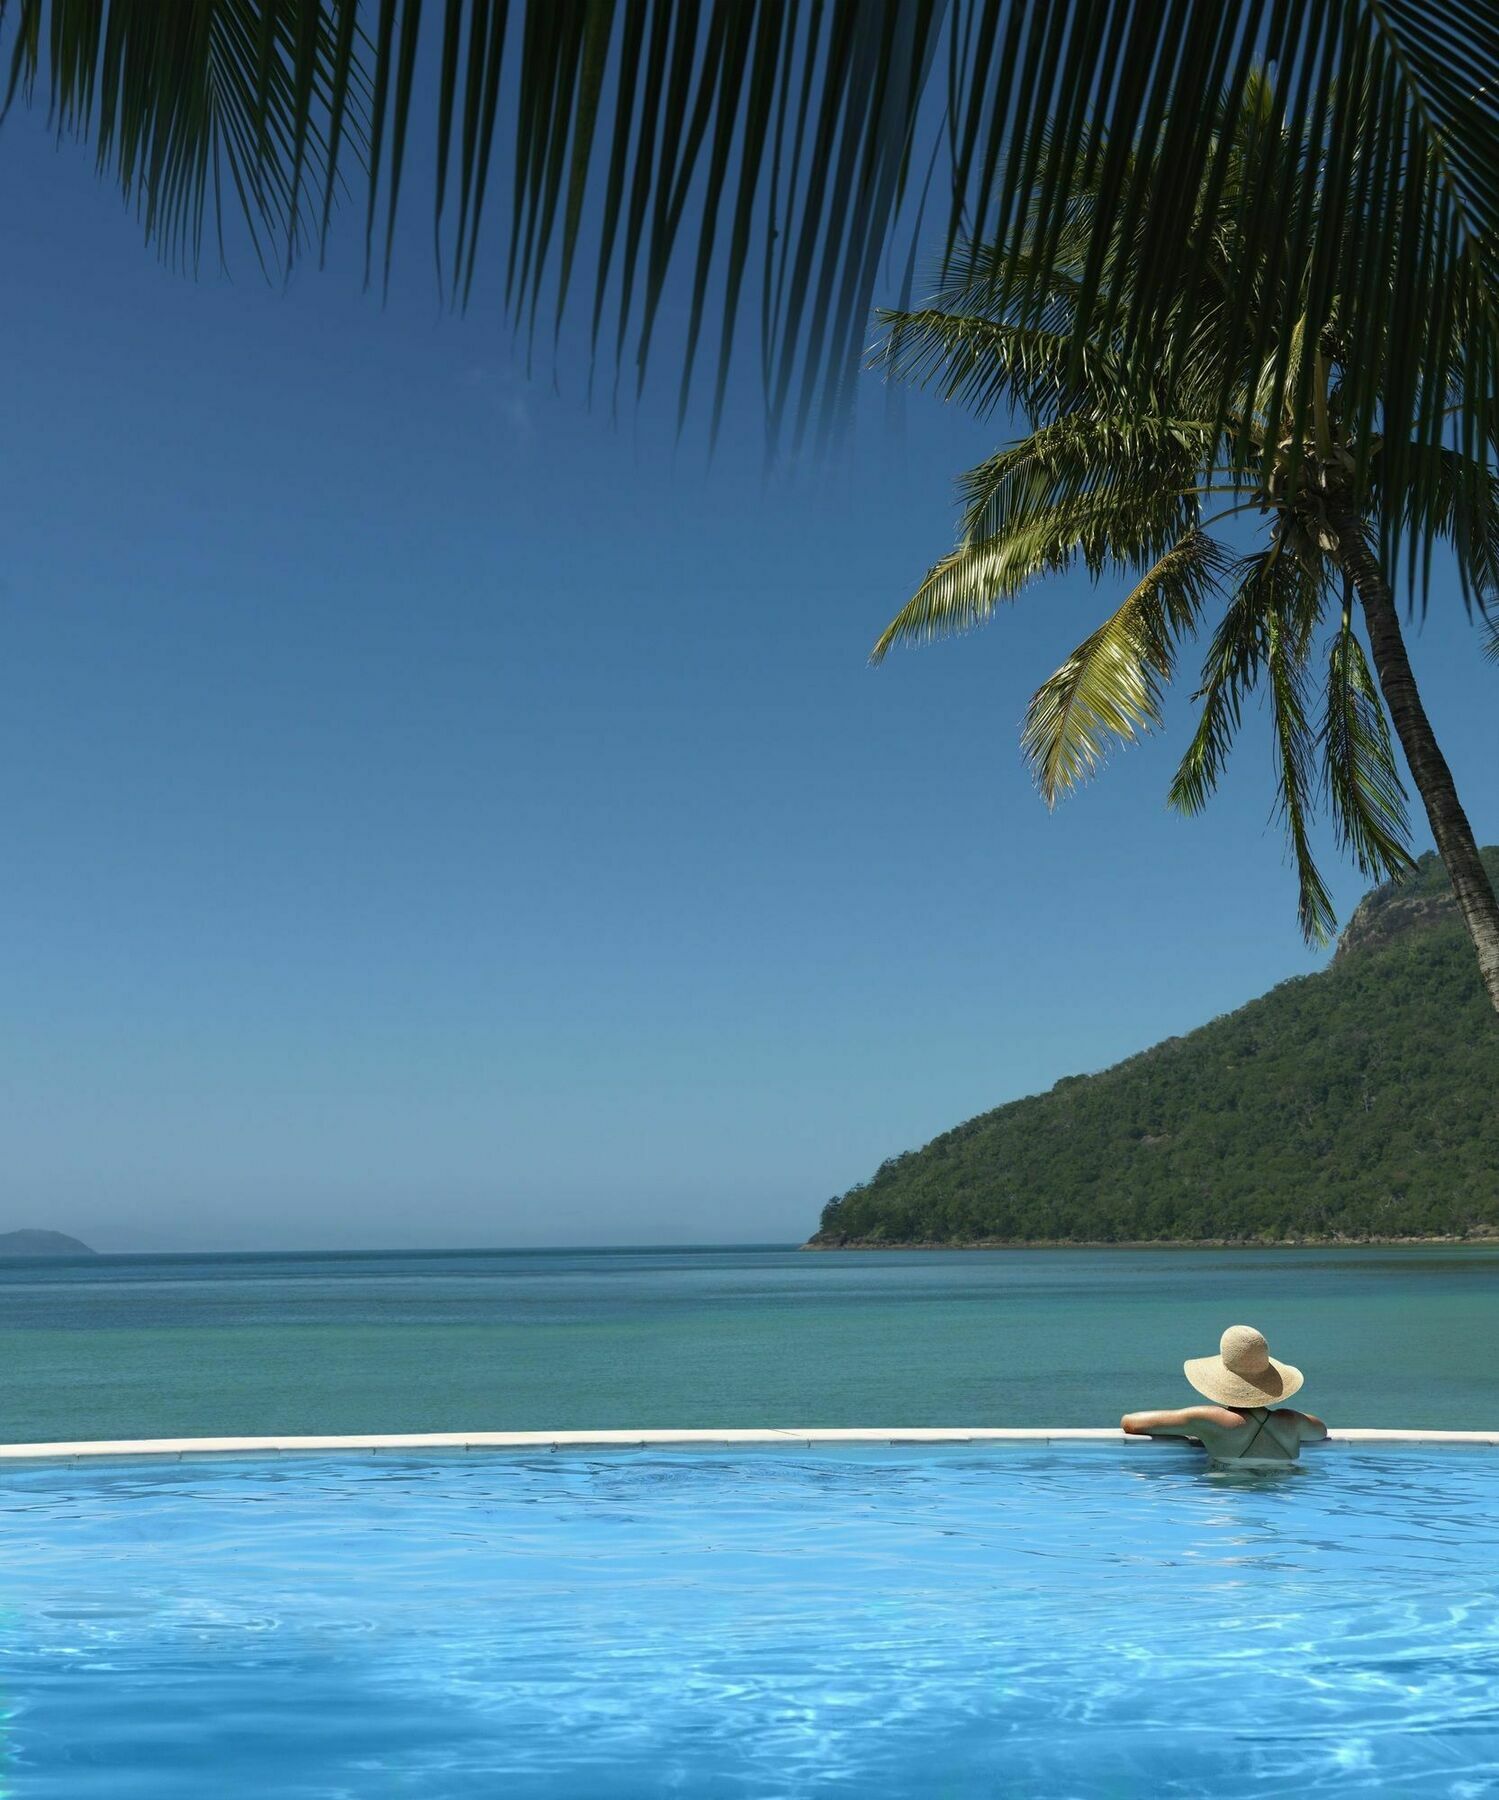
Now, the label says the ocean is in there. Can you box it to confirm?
[2,1243,1496,1443]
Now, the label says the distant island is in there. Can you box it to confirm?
[0,1230,96,1258]
[808,849,1499,1250]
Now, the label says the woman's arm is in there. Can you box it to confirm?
[1121,1406,1242,1439]
[1295,1409,1329,1442]
[1122,1409,1192,1436]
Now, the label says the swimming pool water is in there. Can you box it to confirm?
[2,1446,1496,1796]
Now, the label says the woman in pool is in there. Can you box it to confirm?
[1121,1325,1327,1464]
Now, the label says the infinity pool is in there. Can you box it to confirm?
[2,1446,1496,1796]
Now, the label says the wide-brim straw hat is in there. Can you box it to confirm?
[1185,1324,1303,1408]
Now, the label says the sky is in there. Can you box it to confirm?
[1,91,1494,1254]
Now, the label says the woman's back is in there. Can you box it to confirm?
[1177,1405,1317,1464]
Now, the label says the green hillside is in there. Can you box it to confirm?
[809,850,1499,1247]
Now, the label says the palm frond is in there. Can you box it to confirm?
[5,1,1494,469]
[4,0,361,272]
[1322,616,1415,880]
[953,414,1221,547]
[1021,532,1227,803]
[1264,595,1338,945]
[1168,570,1272,818]
[1371,442,1499,609]
[872,309,1129,424]
[871,485,1198,665]
[1168,545,1333,877]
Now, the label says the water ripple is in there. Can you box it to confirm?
[0,1446,1497,1795]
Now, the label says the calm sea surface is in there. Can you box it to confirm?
[2,1244,1496,1442]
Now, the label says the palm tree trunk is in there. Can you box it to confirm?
[1328,506,1499,1015]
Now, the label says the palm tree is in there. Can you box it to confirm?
[6,0,1497,496]
[5,8,1496,995]
[873,73,1499,1013]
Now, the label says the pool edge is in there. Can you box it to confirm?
[1,1425,1496,1463]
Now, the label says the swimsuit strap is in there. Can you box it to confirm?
[1239,1408,1272,1456]
[1237,1407,1296,1459]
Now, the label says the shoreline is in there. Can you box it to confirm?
[801,1233,1499,1251]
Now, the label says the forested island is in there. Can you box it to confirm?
[808,850,1499,1249]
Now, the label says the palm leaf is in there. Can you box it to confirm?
[1168,569,1270,818]
[1371,442,1499,609]
[1169,544,1330,824]
[5,0,1495,480]
[871,483,1198,665]
[874,307,1130,424]
[1205,547,1339,944]
[1021,531,1227,802]
[952,414,1219,546]
[1322,615,1415,880]
[4,0,361,272]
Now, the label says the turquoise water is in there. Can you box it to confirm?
[3,1244,1498,1440]
[4,1444,1498,1796]
[5,1248,1499,1796]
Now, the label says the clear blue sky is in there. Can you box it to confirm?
[1,98,1493,1253]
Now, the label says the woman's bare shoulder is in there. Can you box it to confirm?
[1121,1405,1245,1436]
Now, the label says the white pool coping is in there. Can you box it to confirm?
[0,1426,1495,1463]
